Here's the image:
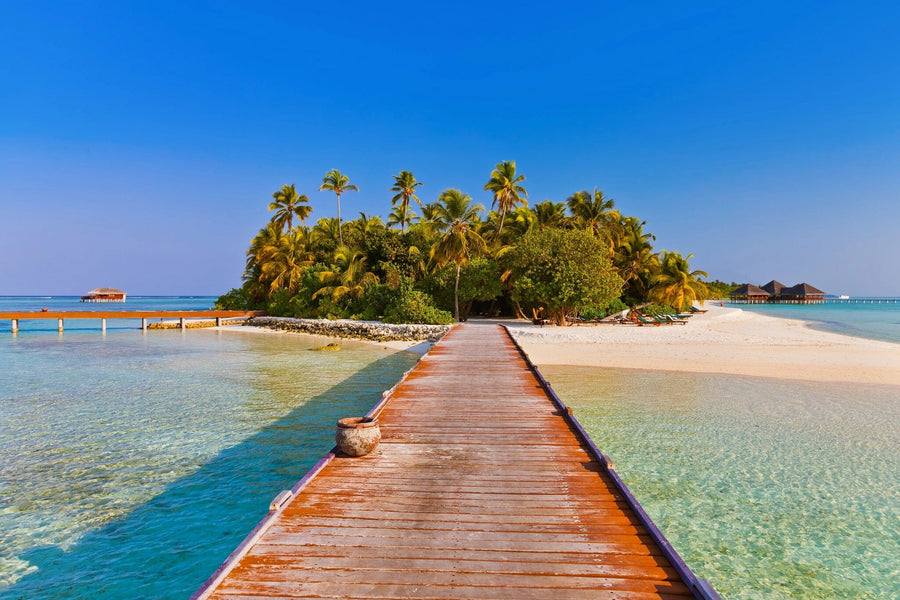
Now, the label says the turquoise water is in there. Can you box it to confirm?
[732,300,900,344]
[0,301,419,599]
[0,295,220,333]
[544,366,900,599]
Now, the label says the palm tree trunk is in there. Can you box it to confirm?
[454,262,461,322]
[336,192,344,247]
[498,209,506,235]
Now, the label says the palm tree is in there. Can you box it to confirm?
[649,251,709,310]
[259,228,315,295]
[483,160,527,234]
[350,212,385,238]
[615,218,658,300]
[388,203,418,231]
[313,246,379,302]
[319,169,358,247]
[390,170,423,233]
[532,200,568,230]
[311,217,343,248]
[566,188,623,255]
[268,184,312,232]
[431,189,487,321]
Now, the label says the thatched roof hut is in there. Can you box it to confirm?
[779,283,826,304]
[760,280,787,295]
[729,284,771,304]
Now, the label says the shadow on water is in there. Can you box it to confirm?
[2,350,419,600]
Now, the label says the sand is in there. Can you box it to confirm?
[211,324,433,354]
[507,304,900,386]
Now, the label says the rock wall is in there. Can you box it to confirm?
[247,317,451,342]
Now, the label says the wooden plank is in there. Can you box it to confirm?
[197,324,710,600]
[0,310,262,319]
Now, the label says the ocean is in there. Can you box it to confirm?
[0,297,419,599]
[1,297,898,599]
[733,299,900,345]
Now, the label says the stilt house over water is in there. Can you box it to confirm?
[81,287,127,303]
[730,280,826,304]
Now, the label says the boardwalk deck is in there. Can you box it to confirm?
[194,323,718,600]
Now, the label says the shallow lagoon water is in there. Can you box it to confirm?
[544,366,900,599]
[0,326,418,599]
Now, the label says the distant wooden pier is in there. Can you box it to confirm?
[193,323,719,600]
[0,310,264,333]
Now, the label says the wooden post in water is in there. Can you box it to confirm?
[101,318,107,332]
[141,318,147,332]
[11,319,18,334]
[179,317,186,329]
[58,318,64,332]
[215,317,222,327]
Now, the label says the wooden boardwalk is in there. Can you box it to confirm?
[194,323,718,600]
[0,310,263,332]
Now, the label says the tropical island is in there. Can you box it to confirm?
[216,163,729,326]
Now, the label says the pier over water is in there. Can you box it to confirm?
[194,323,719,600]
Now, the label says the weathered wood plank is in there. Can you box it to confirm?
[198,324,706,600]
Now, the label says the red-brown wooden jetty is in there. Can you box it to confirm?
[193,323,720,600]
[0,310,264,333]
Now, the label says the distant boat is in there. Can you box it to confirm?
[81,287,127,303]
[839,295,850,300]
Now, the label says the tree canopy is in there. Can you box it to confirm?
[217,161,711,324]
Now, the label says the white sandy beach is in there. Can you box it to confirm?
[507,304,900,386]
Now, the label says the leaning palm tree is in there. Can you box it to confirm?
[319,169,358,247]
[484,160,527,235]
[649,251,709,310]
[268,184,312,232]
[390,170,423,233]
[431,189,487,321]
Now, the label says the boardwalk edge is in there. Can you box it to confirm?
[189,325,454,600]
[501,324,722,600]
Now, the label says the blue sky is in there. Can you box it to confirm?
[1,1,898,295]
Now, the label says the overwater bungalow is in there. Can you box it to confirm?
[730,281,827,305]
[728,283,771,304]
[779,282,826,304]
[760,280,786,296]
[81,287,127,303]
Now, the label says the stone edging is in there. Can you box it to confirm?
[247,316,451,342]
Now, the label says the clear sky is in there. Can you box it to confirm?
[1,1,898,296]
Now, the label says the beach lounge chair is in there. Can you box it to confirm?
[664,314,688,325]
[688,306,708,313]
[634,315,662,326]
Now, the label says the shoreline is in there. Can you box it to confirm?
[210,322,439,354]
[507,304,900,386]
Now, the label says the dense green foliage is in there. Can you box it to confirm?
[505,229,624,325]
[216,165,714,324]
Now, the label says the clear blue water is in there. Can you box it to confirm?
[0,295,220,333]
[0,297,419,599]
[545,367,900,599]
[732,299,900,345]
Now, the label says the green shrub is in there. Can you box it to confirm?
[505,229,624,325]
[383,286,454,325]
[640,304,678,316]
[214,287,260,310]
